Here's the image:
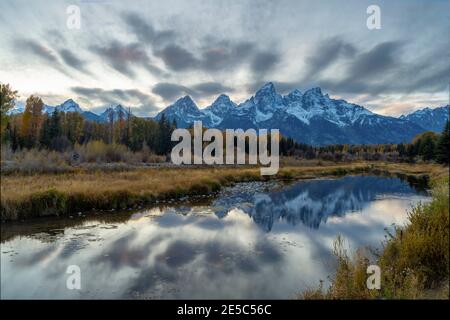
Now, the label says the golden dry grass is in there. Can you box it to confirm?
[0,161,446,220]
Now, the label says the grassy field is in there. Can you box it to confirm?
[300,172,449,300]
[0,161,446,220]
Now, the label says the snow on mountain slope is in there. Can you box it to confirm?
[6,102,25,115]
[284,87,374,127]
[155,82,428,144]
[203,94,237,126]
[155,96,205,127]
[156,82,377,130]
[100,104,131,122]
[400,105,449,132]
[54,99,83,113]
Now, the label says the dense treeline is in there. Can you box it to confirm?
[1,83,449,165]
[279,123,449,164]
[0,85,176,156]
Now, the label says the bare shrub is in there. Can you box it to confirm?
[1,148,72,174]
[75,140,137,164]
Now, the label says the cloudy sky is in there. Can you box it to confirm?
[0,0,448,116]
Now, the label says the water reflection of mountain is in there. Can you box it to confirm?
[212,176,427,231]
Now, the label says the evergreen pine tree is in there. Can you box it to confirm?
[40,116,52,148]
[419,135,436,161]
[436,121,449,165]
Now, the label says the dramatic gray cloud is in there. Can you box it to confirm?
[199,40,256,71]
[154,45,198,71]
[152,82,195,100]
[315,40,450,98]
[407,63,449,93]
[2,0,448,116]
[250,51,281,76]
[154,38,277,77]
[192,82,234,96]
[15,38,90,76]
[302,37,356,80]
[71,86,158,114]
[14,39,59,64]
[58,49,89,74]
[152,82,233,101]
[123,12,176,46]
[345,41,402,81]
[13,38,73,77]
[90,41,161,77]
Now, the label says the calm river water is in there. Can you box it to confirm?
[0,175,429,299]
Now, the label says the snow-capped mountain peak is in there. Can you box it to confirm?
[284,89,302,101]
[100,104,131,122]
[255,82,276,96]
[247,82,285,122]
[400,105,449,132]
[202,94,237,126]
[55,99,83,113]
[213,94,234,105]
[207,94,236,113]
[304,87,323,97]
[6,102,25,115]
[174,96,199,112]
[155,95,203,127]
[254,82,283,106]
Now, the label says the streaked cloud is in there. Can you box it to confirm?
[123,12,176,46]
[14,39,59,64]
[71,86,158,115]
[1,0,448,115]
[152,82,195,100]
[90,41,163,77]
[152,82,234,101]
[58,49,90,74]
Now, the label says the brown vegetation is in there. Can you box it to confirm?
[1,161,446,221]
[299,173,449,300]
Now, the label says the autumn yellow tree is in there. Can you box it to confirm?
[0,83,18,142]
[21,95,44,148]
[61,112,85,145]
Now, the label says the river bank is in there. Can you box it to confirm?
[1,161,446,221]
[300,173,449,299]
[1,175,431,299]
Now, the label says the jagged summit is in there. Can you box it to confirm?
[400,105,449,132]
[55,99,83,113]
[155,82,447,144]
[203,94,237,126]
[100,104,131,122]
[154,95,203,127]
[304,87,323,96]
[255,82,276,96]
[213,94,234,105]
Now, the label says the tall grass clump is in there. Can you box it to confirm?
[74,140,166,164]
[378,175,449,298]
[1,142,168,175]
[75,140,134,163]
[301,176,449,299]
[1,147,73,174]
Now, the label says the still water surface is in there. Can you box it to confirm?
[0,176,429,299]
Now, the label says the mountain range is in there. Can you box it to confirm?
[8,99,131,124]
[155,82,448,145]
[8,82,449,145]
